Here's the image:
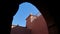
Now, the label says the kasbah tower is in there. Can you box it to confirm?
[11,13,49,34]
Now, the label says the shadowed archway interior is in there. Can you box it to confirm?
[0,0,59,34]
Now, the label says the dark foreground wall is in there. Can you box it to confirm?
[0,0,59,34]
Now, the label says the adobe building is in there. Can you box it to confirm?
[26,13,49,34]
[11,25,31,34]
[11,13,49,34]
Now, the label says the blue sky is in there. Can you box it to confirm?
[12,2,41,27]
